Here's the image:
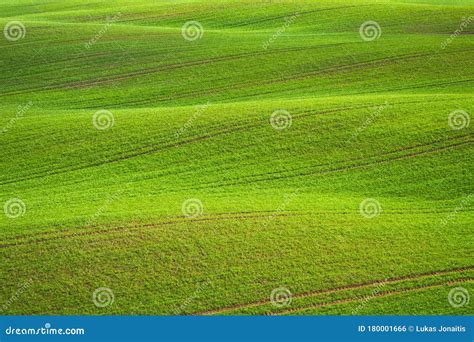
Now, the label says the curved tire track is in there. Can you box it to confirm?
[195,266,474,315]
[272,278,473,315]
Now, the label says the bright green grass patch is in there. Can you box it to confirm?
[0,0,472,315]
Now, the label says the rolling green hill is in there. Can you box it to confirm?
[0,0,472,315]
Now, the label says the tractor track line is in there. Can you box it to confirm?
[1,206,466,245]
[0,209,304,242]
[87,49,474,108]
[173,139,472,192]
[0,212,310,249]
[1,136,470,192]
[271,278,473,315]
[175,134,472,190]
[225,6,360,28]
[0,44,344,95]
[4,47,468,100]
[0,99,469,186]
[194,266,474,315]
[0,102,400,185]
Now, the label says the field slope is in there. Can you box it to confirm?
[0,0,473,315]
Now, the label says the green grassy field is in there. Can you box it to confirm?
[0,0,472,315]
